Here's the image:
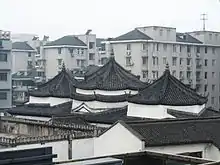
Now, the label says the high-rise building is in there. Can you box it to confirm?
[104,26,220,110]
[0,30,12,109]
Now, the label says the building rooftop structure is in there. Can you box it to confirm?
[12,42,35,50]
[77,57,146,91]
[128,64,208,106]
[176,33,203,44]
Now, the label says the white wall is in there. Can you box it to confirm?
[28,96,72,106]
[72,99,127,110]
[146,143,220,161]
[127,102,205,119]
[94,123,144,157]
[0,140,69,162]
[76,88,138,95]
[72,138,95,160]
[15,115,51,121]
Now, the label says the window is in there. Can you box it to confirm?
[173,44,176,52]
[212,60,216,66]
[212,72,215,78]
[172,57,177,66]
[77,49,80,54]
[205,47,208,54]
[204,59,208,66]
[28,52,31,57]
[0,40,2,47]
[89,53,95,60]
[127,44,131,50]
[58,48,62,54]
[204,72,208,79]
[180,58,183,65]
[0,73,7,81]
[209,33,212,40]
[187,71,191,79]
[89,42,95,49]
[211,97,215,105]
[156,43,159,51]
[179,45,182,52]
[0,92,7,100]
[204,84,208,92]
[163,44,167,51]
[69,48,74,54]
[126,57,131,66]
[142,70,148,78]
[172,70,176,77]
[196,46,200,53]
[187,46,191,53]
[27,61,32,68]
[212,48,216,54]
[212,85,216,91]
[76,59,80,66]
[163,57,167,65]
[0,53,7,61]
[57,59,62,65]
[153,57,158,65]
[152,71,158,79]
[179,71,184,79]
[81,60,85,67]
[81,49,84,55]
[159,29,163,36]
[187,58,191,65]
[142,57,148,65]
[142,43,147,50]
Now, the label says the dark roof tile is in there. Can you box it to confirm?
[176,33,203,44]
[12,42,35,51]
[129,65,207,106]
[45,35,87,47]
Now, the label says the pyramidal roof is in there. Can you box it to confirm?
[77,57,147,91]
[29,65,78,98]
[128,64,208,106]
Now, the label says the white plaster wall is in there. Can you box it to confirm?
[15,115,51,121]
[28,96,72,106]
[127,102,205,119]
[72,99,127,110]
[0,141,69,162]
[94,123,143,157]
[76,88,138,95]
[72,138,95,159]
[146,143,220,161]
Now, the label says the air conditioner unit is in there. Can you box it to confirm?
[196,53,200,57]
[187,66,191,70]
[126,51,131,56]
[188,79,192,83]
[187,53,191,57]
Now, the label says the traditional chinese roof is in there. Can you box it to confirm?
[7,101,72,117]
[124,117,220,148]
[29,65,78,97]
[128,64,208,106]
[77,57,147,91]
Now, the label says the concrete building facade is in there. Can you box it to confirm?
[0,30,12,109]
[104,26,220,110]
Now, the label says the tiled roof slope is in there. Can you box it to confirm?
[128,65,207,106]
[126,117,220,148]
[12,42,35,50]
[77,57,147,91]
[176,33,203,44]
[29,66,78,97]
[7,101,72,117]
[45,35,87,47]
[112,29,152,41]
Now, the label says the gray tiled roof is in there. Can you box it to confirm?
[112,29,152,41]
[12,42,35,50]
[125,117,220,148]
[96,38,105,47]
[176,33,203,44]
[128,65,208,106]
[45,35,87,47]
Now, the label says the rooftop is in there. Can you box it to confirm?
[12,42,35,51]
[128,64,207,106]
[45,35,87,47]
[29,65,78,97]
[77,57,147,91]
[176,33,203,44]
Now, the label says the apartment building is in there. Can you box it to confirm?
[104,26,220,110]
[12,42,37,74]
[42,30,100,80]
[0,30,12,109]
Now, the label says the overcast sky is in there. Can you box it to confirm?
[1,0,220,40]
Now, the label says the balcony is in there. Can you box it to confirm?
[0,30,11,40]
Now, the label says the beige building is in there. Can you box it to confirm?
[104,26,220,110]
